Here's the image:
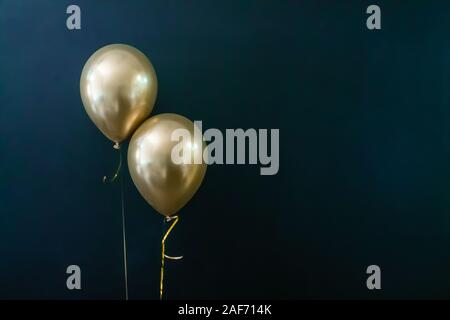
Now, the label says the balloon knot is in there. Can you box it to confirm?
[113,142,120,150]
[165,215,178,222]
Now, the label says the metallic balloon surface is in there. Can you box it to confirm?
[80,44,158,143]
[128,114,207,217]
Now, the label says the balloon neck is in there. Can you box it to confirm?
[165,215,178,222]
[113,142,120,150]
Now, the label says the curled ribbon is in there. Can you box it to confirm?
[160,215,183,300]
[103,143,122,184]
[102,142,129,300]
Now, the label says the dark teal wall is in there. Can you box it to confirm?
[1,0,450,299]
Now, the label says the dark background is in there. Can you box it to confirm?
[1,0,450,299]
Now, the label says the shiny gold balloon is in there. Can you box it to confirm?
[80,44,158,144]
[128,114,207,217]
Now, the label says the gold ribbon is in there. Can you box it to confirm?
[103,143,122,184]
[102,144,129,300]
[160,215,183,300]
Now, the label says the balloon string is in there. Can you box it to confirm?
[160,215,183,300]
[103,143,122,183]
[120,160,129,301]
[102,145,129,300]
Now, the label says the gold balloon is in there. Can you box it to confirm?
[80,44,158,144]
[128,114,207,217]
